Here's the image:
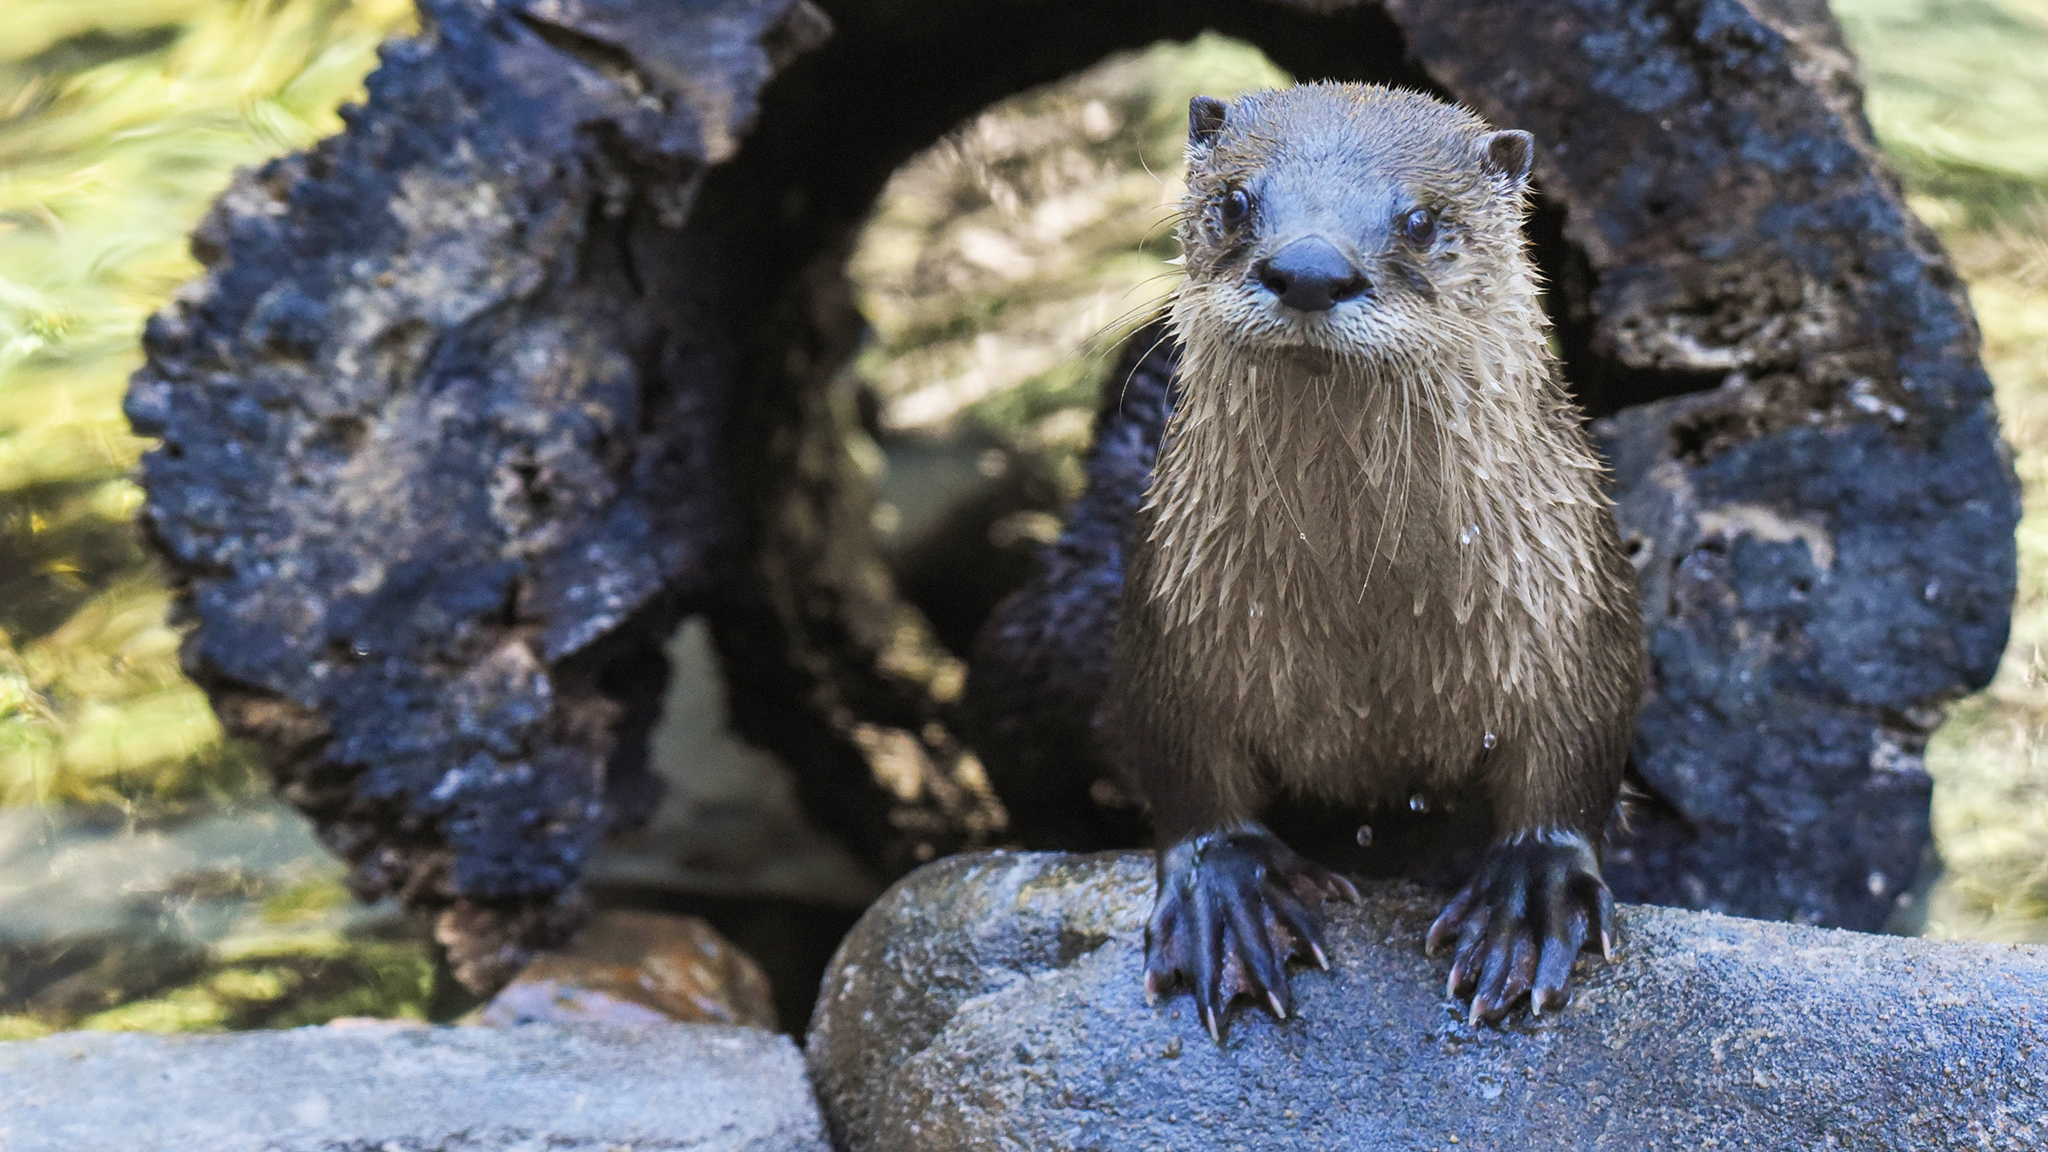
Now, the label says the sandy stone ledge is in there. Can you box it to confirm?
[0,1021,829,1152]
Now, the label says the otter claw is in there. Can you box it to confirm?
[1430,831,1614,1024]
[1144,825,1351,1043]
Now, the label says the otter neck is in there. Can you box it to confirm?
[1138,297,1612,684]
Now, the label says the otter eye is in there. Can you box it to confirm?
[1220,188,1252,226]
[1403,206,1438,246]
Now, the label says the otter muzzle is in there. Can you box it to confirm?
[1253,237,1368,313]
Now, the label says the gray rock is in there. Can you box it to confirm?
[0,1022,829,1152]
[809,851,2048,1151]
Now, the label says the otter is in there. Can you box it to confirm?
[1102,83,1644,1040]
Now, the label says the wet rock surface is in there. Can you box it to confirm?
[809,851,2048,1152]
[0,1022,829,1152]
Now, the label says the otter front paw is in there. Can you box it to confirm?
[1144,825,1358,1042]
[1426,830,1615,1025]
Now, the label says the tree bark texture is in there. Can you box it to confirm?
[129,0,2017,986]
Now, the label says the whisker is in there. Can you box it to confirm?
[1115,318,1180,418]
[1080,294,1176,361]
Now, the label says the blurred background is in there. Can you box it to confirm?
[0,0,2043,1036]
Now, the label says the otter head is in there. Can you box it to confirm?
[1174,83,1538,364]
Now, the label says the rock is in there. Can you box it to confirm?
[808,851,2048,1152]
[0,1022,830,1152]
[468,908,776,1029]
[470,979,676,1029]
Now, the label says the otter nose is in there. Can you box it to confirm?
[1253,238,1368,313]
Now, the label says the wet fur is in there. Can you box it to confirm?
[1104,83,1642,848]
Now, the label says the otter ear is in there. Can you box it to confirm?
[1480,129,1535,188]
[1189,96,1228,149]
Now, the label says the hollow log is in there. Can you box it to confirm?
[129,0,2017,985]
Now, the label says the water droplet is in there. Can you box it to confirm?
[1867,871,1888,897]
[1483,732,1497,750]
[1355,824,1373,847]
[1298,531,1309,542]
[1409,795,1429,813]
[1459,524,1478,545]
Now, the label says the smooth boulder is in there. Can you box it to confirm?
[808,851,2048,1151]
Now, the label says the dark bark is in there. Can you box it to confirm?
[129,0,2016,986]
[129,0,845,989]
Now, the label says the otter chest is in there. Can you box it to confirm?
[1139,471,1549,780]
